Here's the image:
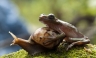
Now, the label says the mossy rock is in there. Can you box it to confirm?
[0,44,96,58]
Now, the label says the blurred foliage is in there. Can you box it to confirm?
[11,0,96,43]
[12,0,96,26]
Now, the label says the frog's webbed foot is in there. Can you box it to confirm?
[66,42,77,51]
[66,39,90,51]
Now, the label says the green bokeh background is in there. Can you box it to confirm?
[12,0,96,44]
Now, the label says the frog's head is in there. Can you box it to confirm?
[39,13,57,24]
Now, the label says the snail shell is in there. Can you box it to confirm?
[32,27,61,49]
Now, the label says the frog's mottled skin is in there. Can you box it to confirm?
[39,14,90,50]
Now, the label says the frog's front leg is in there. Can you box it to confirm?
[66,37,90,51]
[43,33,65,45]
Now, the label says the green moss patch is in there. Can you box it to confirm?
[0,44,96,58]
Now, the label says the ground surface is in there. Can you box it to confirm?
[0,44,96,58]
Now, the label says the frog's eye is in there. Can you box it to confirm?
[48,14,55,20]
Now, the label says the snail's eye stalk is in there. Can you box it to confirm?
[48,14,55,20]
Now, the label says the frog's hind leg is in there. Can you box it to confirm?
[66,38,90,51]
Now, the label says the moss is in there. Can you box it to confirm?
[0,44,96,58]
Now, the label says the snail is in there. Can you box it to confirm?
[9,27,65,55]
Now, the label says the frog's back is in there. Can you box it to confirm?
[57,19,84,38]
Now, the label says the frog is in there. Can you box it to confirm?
[39,13,90,51]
